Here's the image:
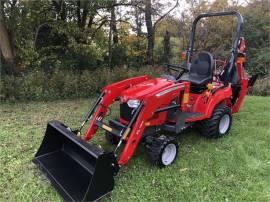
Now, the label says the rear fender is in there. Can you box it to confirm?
[205,86,232,118]
[187,86,232,122]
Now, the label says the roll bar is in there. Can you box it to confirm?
[187,11,244,63]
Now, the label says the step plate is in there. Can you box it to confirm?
[162,112,202,134]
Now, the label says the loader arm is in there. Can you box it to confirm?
[83,75,150,141]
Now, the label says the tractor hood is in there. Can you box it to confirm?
[120,78,174,102]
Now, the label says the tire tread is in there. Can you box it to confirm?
[198,104,232,138]
[147,136,178,167]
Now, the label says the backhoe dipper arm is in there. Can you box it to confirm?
[83,75,151,141]
[232,39,249,113]
[118,83,189,166]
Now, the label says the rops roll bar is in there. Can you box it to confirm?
[187,11,244,63]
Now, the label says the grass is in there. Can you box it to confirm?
[0,96,269,201]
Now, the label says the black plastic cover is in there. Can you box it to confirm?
[33,120,118,201]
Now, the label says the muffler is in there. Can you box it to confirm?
[33,120,119,201]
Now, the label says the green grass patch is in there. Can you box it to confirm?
[0,96,269,201]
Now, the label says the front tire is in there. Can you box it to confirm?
[198,104,232,138]
[147,135,178,167]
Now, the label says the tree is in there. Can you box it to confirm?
[108,0,121,68]
[52,0,67,21]
[242,0,270,75]
[144,0,179,65]
[163,30,171,64]
[134,5,144,65]
[108,5,114,69]
[134,6,143,37]
[0,0,19,75]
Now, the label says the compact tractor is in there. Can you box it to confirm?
[33,11,257,201]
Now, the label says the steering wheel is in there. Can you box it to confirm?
[166,64,189,80]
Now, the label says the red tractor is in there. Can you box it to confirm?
[33,11,257,201]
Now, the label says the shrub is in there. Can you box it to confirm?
[0,66,162,102]
[248,77,270,96]
[1,66,266,102]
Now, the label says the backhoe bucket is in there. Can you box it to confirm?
[33,120,118,201]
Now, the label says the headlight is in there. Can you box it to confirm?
[127,99,140,108]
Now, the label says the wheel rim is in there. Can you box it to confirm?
[219,114,230,134]
[161,143,177,165]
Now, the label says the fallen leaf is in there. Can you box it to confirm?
[180,168,188,172]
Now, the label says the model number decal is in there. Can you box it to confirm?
[156,86,181,97]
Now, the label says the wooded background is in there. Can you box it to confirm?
[0,0,269,101]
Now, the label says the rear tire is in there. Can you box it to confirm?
[147,135,178,167]
[198,104,232,138]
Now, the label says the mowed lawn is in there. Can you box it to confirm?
[0,96,269,201]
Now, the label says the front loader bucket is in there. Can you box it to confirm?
[33,120,118,201]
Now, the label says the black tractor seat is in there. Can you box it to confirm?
[180,51,214,86]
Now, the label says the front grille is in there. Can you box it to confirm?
[120,103,133,121]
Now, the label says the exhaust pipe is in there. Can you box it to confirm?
[33,120,119,201]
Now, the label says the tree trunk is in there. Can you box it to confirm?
[146,32,154,65]
[108,3,118,69]
[135,7,143,65]
[135,7,142,37]
[144,0,154,65]
[52,0,67,21]
[76,0,81,26]
[0,2,19,75]
[111,6,118,44]
[81,1,89,29]
[163,30,171,64]
[108,10,113,69]
[60,0,67,21]
[88,12,95,28]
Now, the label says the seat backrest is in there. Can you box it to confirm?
[190,52,214,79]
